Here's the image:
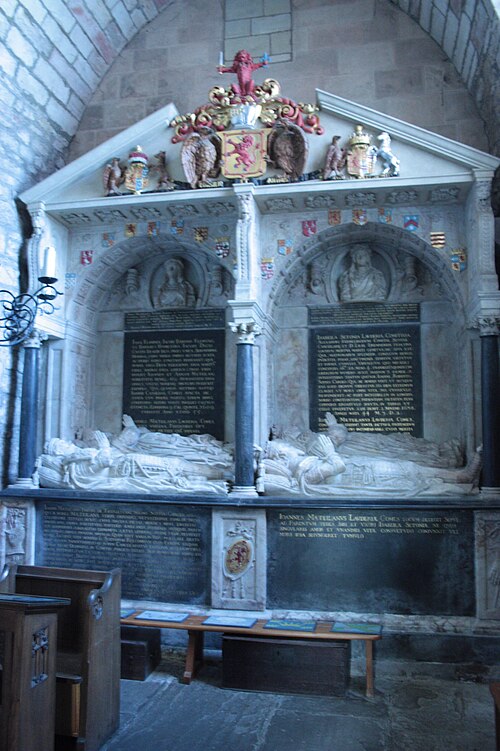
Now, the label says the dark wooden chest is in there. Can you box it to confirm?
[222,635,350,696]
[121,625,161,681]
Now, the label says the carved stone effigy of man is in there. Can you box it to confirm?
[338,244,388,302]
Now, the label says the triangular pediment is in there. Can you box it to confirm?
[20,88,499,223]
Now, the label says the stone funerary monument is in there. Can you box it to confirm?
[2,55,499,652]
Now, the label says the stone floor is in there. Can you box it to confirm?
[100,651,498,751]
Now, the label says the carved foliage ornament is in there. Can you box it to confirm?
[229,321,262,343]
[473,316,500,336]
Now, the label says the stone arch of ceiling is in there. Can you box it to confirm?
[67,234,230,327]
[267,221,465,315]
[62,0,498,153]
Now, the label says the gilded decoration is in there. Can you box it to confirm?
[100,51,405,195]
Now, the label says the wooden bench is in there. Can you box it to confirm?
[0,565,121,751]
[121,611,381,697]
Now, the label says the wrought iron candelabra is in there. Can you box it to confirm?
[0,277,62,347]
[0,247,63,485]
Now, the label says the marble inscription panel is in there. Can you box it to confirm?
[123,329,225,438]
[309,325,422,434]
[125,309,226,331]
[267,509,474,615]
[37,501,211,604]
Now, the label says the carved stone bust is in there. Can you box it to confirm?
[155,257,196,308]
[337,244,387,302]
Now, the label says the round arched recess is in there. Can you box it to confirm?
[266,221,470,445]
[268,222,466,319]
[66,233,234,331]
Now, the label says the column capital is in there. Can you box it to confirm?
[473,316,500,336]
[228,300,266,342]
[229,320,262,344]
[23,329,48,349]
[27,201,47,235]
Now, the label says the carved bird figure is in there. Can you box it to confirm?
[154,150,174,190]
[267,119,308,182]
[323,135,345,179]
[180,129,221,189]
[103,157,124,196]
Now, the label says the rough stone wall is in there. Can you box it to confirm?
[390,0,500,155]
[0,0,167,484]
[0,0,498,486]
[70,0,494,161]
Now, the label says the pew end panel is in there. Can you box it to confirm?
[0,564,121,751]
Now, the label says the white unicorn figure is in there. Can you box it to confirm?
[376,132,400,176]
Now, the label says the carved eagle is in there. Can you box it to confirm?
[267,119,308,182]
[180,129,221,189]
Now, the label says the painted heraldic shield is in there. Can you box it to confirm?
[221,129,268,179]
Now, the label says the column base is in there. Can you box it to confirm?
[479,486,500,499]
[9,477,38,489]
[230,485,259,497]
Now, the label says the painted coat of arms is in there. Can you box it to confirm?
[221,129,268,180]
[80,250,93,265]
[278,238,293,255]
[215,237,230,257]
[124,146,149,194]
[261,258,274,279]
[346,125,376,178]
[302,219,317,237]
[224,539,253,578]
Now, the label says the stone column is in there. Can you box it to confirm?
[229,320,261,496]
[477,316,500,491]
[16,329,46,487]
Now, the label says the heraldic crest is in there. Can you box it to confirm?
[101,50,402,194]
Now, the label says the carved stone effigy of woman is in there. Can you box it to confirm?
[155,258,196,308]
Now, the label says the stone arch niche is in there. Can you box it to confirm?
[58,234,235,441]
[267,222,471,453]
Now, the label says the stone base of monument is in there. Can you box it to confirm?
[121,625,161,681]
[221,635,350,696]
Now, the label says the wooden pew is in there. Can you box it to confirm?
[0,565,121,751]
[0,593,70,751]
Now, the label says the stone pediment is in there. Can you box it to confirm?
[20,89,499,228]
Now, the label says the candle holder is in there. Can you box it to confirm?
[0,278,63,347]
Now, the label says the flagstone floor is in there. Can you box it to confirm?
[99,651,498,751]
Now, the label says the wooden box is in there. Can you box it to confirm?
[121,625,161,681]
[222,635,350,696]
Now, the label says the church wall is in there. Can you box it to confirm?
[69,0,492,163]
